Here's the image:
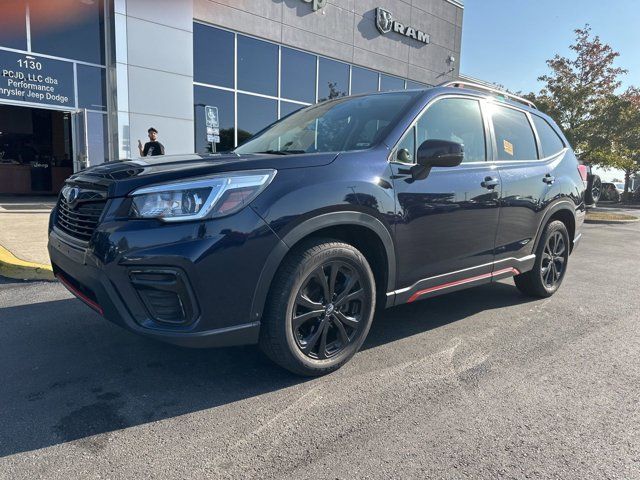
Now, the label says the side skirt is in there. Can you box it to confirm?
[388,255,535,306]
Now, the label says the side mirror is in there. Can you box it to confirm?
[416,139,464,168]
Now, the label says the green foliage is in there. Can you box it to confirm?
[528,25,632,169]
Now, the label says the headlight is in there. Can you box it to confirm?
[129,170,276,222]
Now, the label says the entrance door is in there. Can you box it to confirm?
[0,104,73,195]
[72,109,108,172]
[390,96,502,302]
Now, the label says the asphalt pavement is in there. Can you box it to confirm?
[1,220,639,479]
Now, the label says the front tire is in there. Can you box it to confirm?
[514,220,570,298]
[259,239,376,376]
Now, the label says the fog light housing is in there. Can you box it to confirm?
[129,269,199,325]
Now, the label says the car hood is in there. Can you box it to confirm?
[67,152,338,197]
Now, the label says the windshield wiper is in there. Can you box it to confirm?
[256,150,306,155]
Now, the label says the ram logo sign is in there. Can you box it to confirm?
[302,0,326,11]
[375,7,431,44]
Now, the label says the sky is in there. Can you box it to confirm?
[460,0,640,182]
[460,0,640,94]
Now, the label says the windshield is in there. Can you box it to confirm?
[234,91,422,155]
[615,183,625,190]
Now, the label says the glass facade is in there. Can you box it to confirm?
[0,0,108,194]
[193,23,430,153]
[30,0,106,65]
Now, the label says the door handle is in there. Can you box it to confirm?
[543,174,555,184]
[481,176,499,189]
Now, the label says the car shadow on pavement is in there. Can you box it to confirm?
[0,282,534,457]
[364,282,536,351]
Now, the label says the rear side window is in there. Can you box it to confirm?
[416,98,486,163]
[490,105,538,161]
[531,115,565,157]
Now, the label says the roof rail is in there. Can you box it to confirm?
[439,80,537,110]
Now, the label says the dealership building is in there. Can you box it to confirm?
[0,0,463,195]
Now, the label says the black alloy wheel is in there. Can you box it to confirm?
[514,220,570,298]
[292,261,365,360]
[260,239,376,376]
[540,230,567,289]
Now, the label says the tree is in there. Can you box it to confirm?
[594,88,640,195]
[527,25,627,166]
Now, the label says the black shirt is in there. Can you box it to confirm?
[143,141,165,156]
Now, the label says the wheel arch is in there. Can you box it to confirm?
[250,212,397,323]
[533,200,576,254]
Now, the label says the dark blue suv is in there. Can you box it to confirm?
[48,82,586,376]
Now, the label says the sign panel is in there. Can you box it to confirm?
[0,50,75,108]
[205,106,219,128]
[375,8,430,44]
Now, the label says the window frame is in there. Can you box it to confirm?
[529,113,567,160]
[389,94,491,165]
[486,101,540,162]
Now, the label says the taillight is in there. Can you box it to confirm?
[578,165,588,184]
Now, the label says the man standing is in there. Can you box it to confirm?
[138,127,165,157]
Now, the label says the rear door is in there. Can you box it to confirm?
[390,96,502,302]
[488,103,562,267]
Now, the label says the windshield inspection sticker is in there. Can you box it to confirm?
[503,139,514,156]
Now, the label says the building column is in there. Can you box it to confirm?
[112,0,194,160]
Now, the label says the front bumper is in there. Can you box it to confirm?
[48,205,282,348]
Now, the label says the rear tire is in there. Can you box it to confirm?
[514,220,570,298]
[259,239,376,376]
[586,174,601,207]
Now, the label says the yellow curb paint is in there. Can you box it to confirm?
[0,245,54,281]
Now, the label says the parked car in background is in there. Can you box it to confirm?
[48,81,586,376]
[601,182,621,202]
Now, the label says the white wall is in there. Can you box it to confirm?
[114,0,194,159]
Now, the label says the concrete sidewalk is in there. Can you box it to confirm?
[0,197,55,280]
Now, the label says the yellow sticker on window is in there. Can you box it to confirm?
[503,139,514,156]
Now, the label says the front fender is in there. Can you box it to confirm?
[248,211,397,323]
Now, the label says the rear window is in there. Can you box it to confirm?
[532,115,565,157]
[490,105,538,161]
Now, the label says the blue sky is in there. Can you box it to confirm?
[460,0,640,94]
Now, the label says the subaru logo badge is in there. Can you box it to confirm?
[62,185,80,204]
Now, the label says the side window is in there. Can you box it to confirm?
[490,105,538,160]
[416,98,486,163]
[531,115,565,158]
[393,127,415,163]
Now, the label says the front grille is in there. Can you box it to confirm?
[55,196,107,243]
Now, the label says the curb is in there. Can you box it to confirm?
[0,245,55,281]
[584,217,639,225]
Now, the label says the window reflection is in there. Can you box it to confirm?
[380,74,405,92]
[0,0,27,50]
[86,112,108,167]
[280,101,305,118]
[194,86,234,154]
[351,67,378,95]
[77,65,106,111]
[281,47,316,103]
[194,23,234,88]
[318,58,349,102]
[237,35,278,96]
[237,94,277,145]
[30,0,105,64]
[417,98,486,163]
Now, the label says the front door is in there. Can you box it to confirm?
[390,96,502,303]
[72,109,108,172]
